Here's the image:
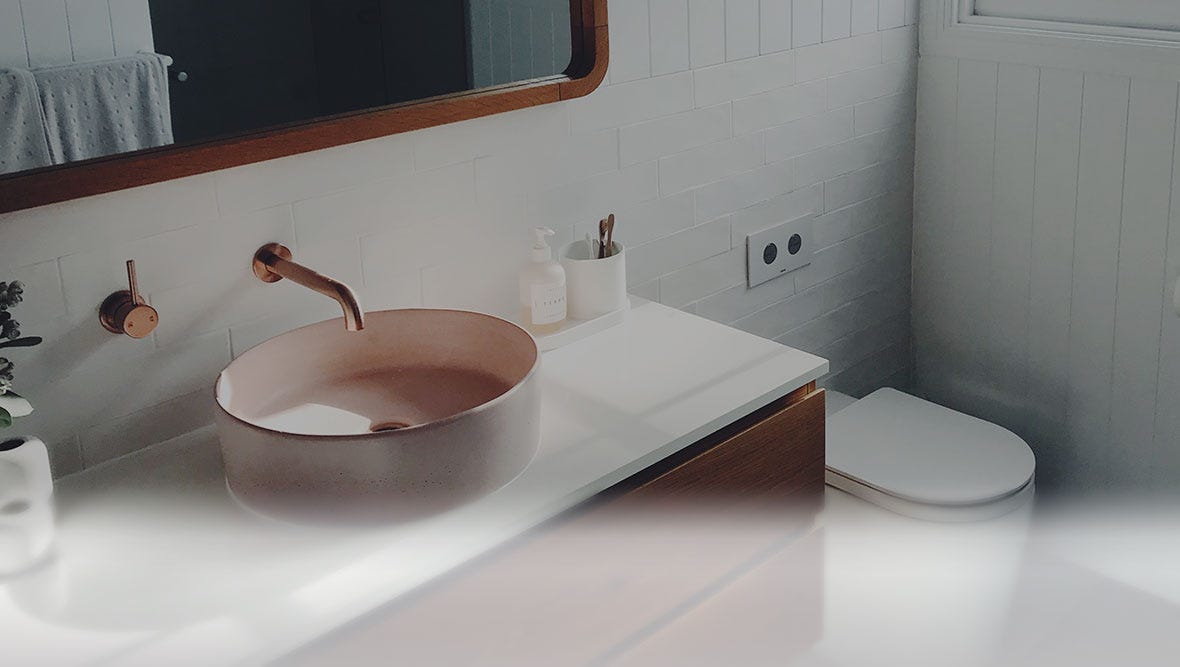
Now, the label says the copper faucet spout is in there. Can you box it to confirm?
[252,244,366,331]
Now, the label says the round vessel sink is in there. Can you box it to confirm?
[215,309,541,521]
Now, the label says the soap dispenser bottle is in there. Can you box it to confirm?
[519,227,567,335]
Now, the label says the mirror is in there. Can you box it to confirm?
[155,1,573,145]
[0,0,606,212]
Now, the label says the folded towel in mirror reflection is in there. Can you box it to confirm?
[0,68,54,175]
[33,52,174,164]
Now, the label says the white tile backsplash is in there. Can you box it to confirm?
[796,32,882,81]
[0,2,917,476]
[732,283,825,339]
[659,133,765,195]
[694,51,796,108]
[883,24,919,62]
[0,175,218,269]
[688,0,727,68]
[760,0,793,54]
[822,0,853,42]
[695,265,800,323]
[878,0,906,29]
[528,162,660,229]
[412,103,571,171]
[6,260,65,325]
[796,133,883,186]
[693,159,799,223]
[824,157,908,211]
[570,71,695,133]
[214,136,413,215]
[650,0,691,75]
[827,60,916,109]
[80,389,216,466]
[852,0,880,35]
[725,0,760,61]
[853,91,918,135]
[626,217,732,286]
[764,108,855,162]
[904,0,919,25]
[576,191,696,248]
[732,79,828,135]
[658,247,747,307]
[619,104,733,167]
[729,182,825,241]
[608,0,653,82]
[793,0,824,48]
[474,128,619,200]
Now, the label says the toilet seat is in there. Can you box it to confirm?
[826,388,1036,521]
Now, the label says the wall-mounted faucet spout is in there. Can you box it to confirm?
[252,243,365,331]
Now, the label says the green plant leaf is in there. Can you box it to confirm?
[0,406,11,429]
[0,337,42,350]
[0,393,31,419]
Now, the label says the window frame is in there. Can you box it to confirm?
[971,0,1180,34]
[958,0,1180,42]
[923,0,1180,83]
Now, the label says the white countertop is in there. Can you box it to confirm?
[0,299,827,667]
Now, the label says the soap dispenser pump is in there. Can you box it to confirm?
[519,227,567,335]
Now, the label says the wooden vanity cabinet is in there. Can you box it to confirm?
[284,383,826,667]
[622,382,825,504]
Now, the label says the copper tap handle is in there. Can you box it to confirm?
[99,259,159,339]
[126,260,143,305]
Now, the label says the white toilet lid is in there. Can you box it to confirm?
[827,388,1036,506]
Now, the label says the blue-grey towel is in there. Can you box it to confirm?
[0,67,53,174]
[33,53,174,164]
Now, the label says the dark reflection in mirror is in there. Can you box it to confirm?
[0,0,572,176]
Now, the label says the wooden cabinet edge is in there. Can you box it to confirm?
[608,382,825,505]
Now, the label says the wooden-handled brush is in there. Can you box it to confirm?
[604,213,615,258]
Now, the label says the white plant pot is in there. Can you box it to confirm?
[0,436,55,576]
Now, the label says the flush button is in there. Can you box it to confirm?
[745,215,815,288]
[763,243,778,265]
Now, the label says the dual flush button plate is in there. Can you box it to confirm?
[746,214,815,288]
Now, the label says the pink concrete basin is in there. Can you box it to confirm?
[215,309,541,521]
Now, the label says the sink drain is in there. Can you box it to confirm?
[370,420,413,433]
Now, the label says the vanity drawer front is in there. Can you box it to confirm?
[607,529,825,667]
[627,386,826,503]
[285,507,814,667]
[283,385,826,667]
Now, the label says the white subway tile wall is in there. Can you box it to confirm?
[793,0,824,48]
[821,0,852,43]
[0,0,918,477]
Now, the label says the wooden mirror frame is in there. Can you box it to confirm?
[0,0,608,215]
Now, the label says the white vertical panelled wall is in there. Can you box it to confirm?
[0,0,154,69]
[916,1,1180,491]
[0,1,919,477]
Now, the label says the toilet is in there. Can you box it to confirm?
[813,389,1039,667]
[825,388,1036,521]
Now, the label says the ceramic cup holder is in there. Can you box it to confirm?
[560,241,627,321]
